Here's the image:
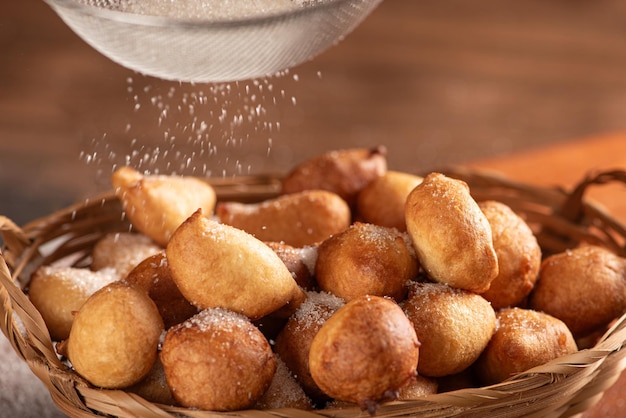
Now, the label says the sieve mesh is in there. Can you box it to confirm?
[43,0,383,83]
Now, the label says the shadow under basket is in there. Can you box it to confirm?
[1,167,625,418]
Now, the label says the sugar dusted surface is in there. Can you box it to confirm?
[181,307,250,333]
[199,217,230,242]
[256,356,312,409]
[401,231,417,258]
[298,245,318,275]
[405,281,467,315]
[353,222,409,253]
[293,291,344,329]
[92,232,162,277]
[35,266,120,294]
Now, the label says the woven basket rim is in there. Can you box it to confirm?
[1,166,625,418]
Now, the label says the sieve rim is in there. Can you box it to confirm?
[42,0,368,29]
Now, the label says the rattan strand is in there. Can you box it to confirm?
[1,167,625,418]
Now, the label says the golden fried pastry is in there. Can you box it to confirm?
[91,232,162,278]
[166,210,306,320]
[29,266,119,341]
[160,308,276,411]
[403,282,496,377]
[265,241,318,290]
[328,374,437,407]
[478,200,541,309]
[124,252,198,329]
[126,358,176,405]
[315,222,418,302]
[356,170,423,231]
[575,326,611,350]
[274,291,345,402]
[255,356,314,410]
[529,245,626,337]
[281,146,387,208]
[111,166,217,246]
[475,307,578,385]
[309,295,419,413]
[67,281,164,389]
[397,375,438,400]
[216,189,351,247]
[405,172,499,293]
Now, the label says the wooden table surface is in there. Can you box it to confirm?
[1,0,626,416]
[470,132,626,221]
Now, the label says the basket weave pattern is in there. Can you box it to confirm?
[1,168,625,418]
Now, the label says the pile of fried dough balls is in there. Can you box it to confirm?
[28,146,626,414]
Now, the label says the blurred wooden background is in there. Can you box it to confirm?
[3,1,626,416]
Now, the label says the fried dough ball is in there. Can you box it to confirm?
[356,170,423,231]
[67,281,164,389]
[575,325,611,350]
[91,232,162,278]
[405,172,499,293]
[397,375,438,400]
[160,308,276,411]
[309,295,420,413]
[281,146,388,208]
[111,166,217,246]
[265,241,318,290]
[274,291,345,402]
[475,308,578,385]
[216,190,351,247]
[403,282,496,377]
[478,201,541,309]
[255,356,314,410]
[327,374,437,409]
[126,358,176,405]
[166,210,305,320]
[124,252,198,329]
[529,245,626,337]
[28,266,119,341]
[315,222,418,302]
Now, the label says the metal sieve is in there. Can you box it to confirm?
[42,0,384,83]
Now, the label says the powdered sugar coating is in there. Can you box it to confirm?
[180,307,251,334]
[255,356,313,409]
[91,232,162,278]
[33,266,120,295]
[298,245,318,275]
[293,291,345,329]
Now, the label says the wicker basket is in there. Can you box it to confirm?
[1,168,625,418]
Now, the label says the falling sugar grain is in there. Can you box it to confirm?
[81,71,304,184]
